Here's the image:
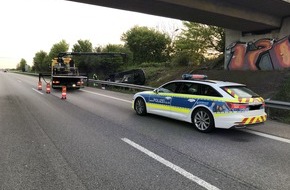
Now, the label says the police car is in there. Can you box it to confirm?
[132,74,267,132]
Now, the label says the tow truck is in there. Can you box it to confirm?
[39,52,126,89]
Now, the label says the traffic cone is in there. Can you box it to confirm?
[46,83,51,94]
[61,86,67,99]
[37,81,42,90]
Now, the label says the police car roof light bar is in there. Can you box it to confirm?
[182,74,208,80]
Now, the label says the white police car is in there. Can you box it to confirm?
[132,74,267,132]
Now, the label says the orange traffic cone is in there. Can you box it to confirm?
[46,83,51,94]
[61,86,67,99]
[37,81,42,90]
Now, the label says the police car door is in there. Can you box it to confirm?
[148,82,180,117]
[170,82,199,120]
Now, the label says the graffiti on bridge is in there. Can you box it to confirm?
[225,35,290,70]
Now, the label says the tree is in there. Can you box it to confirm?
[17,58,27,72]
[71,39,94,74]
[102,44,128,53]
[33,50,49,72]
[102,44,133,65]
[174,22,225,65]
[48,40,69,61]
[72,39,93,52]
[121,26,171,64]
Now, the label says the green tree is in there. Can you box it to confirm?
[102,44,133,64]
[102,44,127,53]
[48,40,69,61]
[94,46,102,53]
[174,22,225,65]
[72,39,94,74]
[33,50,49,72]
[17,58,27,72]
[72,39,93,52]
[121,26,171,64]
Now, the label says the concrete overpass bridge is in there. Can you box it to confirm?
[68,0,290,70]
[68,0,290,33]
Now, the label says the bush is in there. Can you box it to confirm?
[270,75,290,124]
[140,62,172,68]
[172,52,190,66]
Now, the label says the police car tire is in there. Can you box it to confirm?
[135,98,147,116]
[192,108,214,133]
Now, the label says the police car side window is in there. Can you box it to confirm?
[159,82,180,93]
[200,84,221,97]
[178,83,198,95]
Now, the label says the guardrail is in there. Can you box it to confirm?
[13,71,39,76]
[13,71,290,110]
[264,99,290,110]
[88,79,154,91]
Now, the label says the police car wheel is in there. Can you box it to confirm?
[135,98,147,116]
[192,108,214,133]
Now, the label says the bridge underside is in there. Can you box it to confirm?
[68,0,290,33]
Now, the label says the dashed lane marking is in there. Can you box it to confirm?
[32,88,44,95]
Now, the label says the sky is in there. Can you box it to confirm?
[0,0,183,69]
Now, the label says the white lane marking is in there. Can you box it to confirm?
[243,130,290,144]
[32,88,44,95]
[17,80,22,83]
[80,89,132,103]
[121,138,220,190]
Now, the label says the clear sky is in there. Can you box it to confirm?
[0,0,183,69]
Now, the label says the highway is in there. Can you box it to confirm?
[1,72,290,190]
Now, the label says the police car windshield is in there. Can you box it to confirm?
[223,86,259,98]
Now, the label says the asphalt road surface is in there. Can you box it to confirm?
[1,72,290,190]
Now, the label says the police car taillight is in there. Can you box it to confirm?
[226,102,248,110]
[182,74,207,80]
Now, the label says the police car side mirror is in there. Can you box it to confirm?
[153,88,159,94]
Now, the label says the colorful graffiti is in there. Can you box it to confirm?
[225,35,290,70]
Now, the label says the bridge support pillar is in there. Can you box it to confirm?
[224,29,241,48]
[279,17,290,39]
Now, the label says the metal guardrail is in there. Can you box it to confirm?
[88,79,155,91]
[13,71,39,76]
[264,99,290,110]
[13,71,290,110]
